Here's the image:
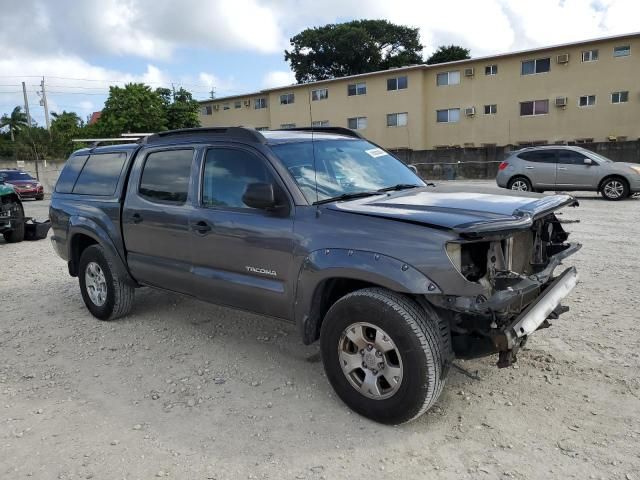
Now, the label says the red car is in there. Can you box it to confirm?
[0,169,44,200]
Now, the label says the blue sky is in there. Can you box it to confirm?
[0,0,637,127]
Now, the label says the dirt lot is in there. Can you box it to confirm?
[1,185,639,480]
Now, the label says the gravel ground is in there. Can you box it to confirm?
[1,185,639,480]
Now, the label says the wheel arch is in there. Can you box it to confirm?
[598,174,629,192]
[67,218,136,286]
[507,175,532,188]
[295,249,441,344]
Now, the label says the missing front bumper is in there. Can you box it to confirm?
[504,266,578,349]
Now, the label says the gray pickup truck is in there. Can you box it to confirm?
[50,127,581,424]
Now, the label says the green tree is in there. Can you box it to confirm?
[0,106,29,141]
[51,111,83,157]
[426,45,471,65]
[156,87,201,130]
[285,20,425,83]
[99,83,167,136]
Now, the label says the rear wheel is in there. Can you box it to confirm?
[2,201,25,243]
[507,176,532,192]
[78,245,134,320]
[320,288,449,425]
[600,177,629,200]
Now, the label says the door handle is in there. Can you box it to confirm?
[525,166,534,169]
[190,220,212,235]
[131,213,143,224]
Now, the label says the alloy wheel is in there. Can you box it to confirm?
[85,261,108,306]
[338,322,403,400]
[603,180,624,199]
[511,180,529,191]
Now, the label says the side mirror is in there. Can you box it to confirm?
[242,182,280,210]
[583,158,594,165]
[407,164,418,175]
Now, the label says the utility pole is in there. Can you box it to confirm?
[21,82,32,127]
[38,77,51,133]
[209,87,216,99]
[171,82,176,101]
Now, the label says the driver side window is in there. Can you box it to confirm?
[202,148,274,209]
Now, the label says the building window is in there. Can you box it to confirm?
[280,93,295,105]
[347,117,367,130]
[223,103,230,110]
[611,91,629,103]
[254,98,267,109]
[436,71,460,86]
[581,49,598,62]
[386,112,408,127]
[436,108,460,123]
[484,104,497,115]
[311,88,328,101]
[614,45,630,57]
[485,64,498,75]
[280,123,296,129]
[520,99,549,116]
[521,58,551,75]
[311,120,329,127]
[579,95,596,107]
[348,82,367,96]
[386,76,408,91]
[201,105,212,115]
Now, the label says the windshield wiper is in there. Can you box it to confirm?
[377,183,421,192]
[312,191,381,205]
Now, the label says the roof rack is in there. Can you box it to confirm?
[281,126,363,139]
[143,127,266,145]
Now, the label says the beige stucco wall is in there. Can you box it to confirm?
[199,35,640,150]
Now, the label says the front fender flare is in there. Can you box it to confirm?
[294,248,440,344]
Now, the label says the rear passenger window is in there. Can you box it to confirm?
[72,153,127,195]
[517,151,556,163]
[202,148,274,209]
[55,155,88,193]
[139,149,193,204]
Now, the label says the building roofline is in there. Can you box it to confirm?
[199,31,640,104]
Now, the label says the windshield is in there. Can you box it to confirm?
[1,171,34,181]
[270,139,424,203]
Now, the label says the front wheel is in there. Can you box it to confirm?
[78,245,134,320]
[600,177,629,200]
[320,288,449,425]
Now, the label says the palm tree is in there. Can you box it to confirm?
[0,106,29,141]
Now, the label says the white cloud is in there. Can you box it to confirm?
[262,70,296,88]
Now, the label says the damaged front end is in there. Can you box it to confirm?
[431,200,581,368]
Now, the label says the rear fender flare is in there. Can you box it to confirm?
[67,216,136,286]
[294,248,440,344]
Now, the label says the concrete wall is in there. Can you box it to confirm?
[0,159,64,196]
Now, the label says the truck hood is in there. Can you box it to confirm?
[326,188,578,235]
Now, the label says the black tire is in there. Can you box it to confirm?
[2,201,25,243]
[78,244,134,320]
[320,288,449,425]
[507,176,532,192]
[35,195,44,201]
[600,177,630,201]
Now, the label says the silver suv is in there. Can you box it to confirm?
[496,146,640,200]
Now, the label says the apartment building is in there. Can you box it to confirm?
[198,32,640,151]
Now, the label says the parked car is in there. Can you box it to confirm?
[0,178,25,242]
[50,127,580,424]
[0,169,45,200]
[496,146,640,200]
